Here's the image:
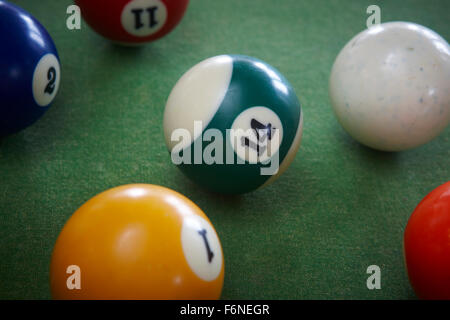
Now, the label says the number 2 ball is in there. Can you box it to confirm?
[404,182,450,299]
[50,184,224,300]
[75,0,190,44]
[0,1,61,136]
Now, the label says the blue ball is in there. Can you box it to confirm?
[0,1,61,136]
[164,55,303,194]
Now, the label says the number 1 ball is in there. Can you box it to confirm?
[0,1,61,136]
[75,0,190,44]
[50,184,224,300]
[404,182,450,299]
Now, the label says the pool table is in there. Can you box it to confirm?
[0,0,449,300]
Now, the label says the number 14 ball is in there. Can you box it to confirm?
[75,0,189,44]
[164,55,303,194]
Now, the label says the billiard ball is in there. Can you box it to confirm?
[0,1,61,136]
[329,22,450,151]
[163,55,303,194]
[404,181,450,299]
[50,184,224,300]
[75,0,189,44]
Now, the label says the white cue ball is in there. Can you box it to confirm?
[329,22,450,151]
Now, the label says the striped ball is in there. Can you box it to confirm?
[164,55,303,194]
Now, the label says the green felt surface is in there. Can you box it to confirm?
[0,0,449,300]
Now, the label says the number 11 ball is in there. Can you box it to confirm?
[329,22,450,151]
[50,184,224,300]
[0,1,61,136]
[75,0,190,44]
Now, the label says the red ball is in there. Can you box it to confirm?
[404,181,450,299]
[75,0,189,44]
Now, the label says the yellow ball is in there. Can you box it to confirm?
[50,184,224,299]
